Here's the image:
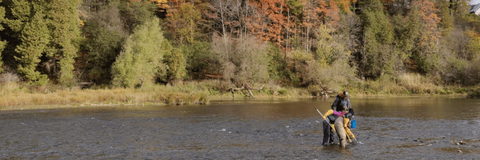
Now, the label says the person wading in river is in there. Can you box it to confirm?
[322,91,355,147]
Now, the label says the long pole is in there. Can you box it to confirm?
[315,108,358,143]
[315,108,325,120]
[315,108,335,133]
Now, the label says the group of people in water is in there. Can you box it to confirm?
[321,91,355,147]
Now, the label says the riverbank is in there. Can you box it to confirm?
[0,80,308,110]
[0,79,477,111]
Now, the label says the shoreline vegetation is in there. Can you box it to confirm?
[1,76,478,111]
[2,1,480,111]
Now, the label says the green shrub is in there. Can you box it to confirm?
[278,88,289,95]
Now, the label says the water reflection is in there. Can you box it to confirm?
[2,96,477,121]
[181,96,480,121]
[352,96,480,120]
[0,97,479,159]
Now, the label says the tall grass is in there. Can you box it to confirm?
[0,82,210,110]
[348,73,468,96]
[0,80,311,109]
[0,77,473,110]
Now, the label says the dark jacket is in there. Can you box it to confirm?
[331,95,350,111]
[331,95,354,118]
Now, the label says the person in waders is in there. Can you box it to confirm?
[322,91,354,147]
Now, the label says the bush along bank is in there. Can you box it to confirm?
[467,87,480,98]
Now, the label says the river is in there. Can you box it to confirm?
[0,97,479,159]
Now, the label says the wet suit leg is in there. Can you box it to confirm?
[334,117,347,148]
[322,119,335,145]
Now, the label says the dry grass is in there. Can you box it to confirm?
[396,73,442,94]
[344,73,471,97]
[0,80,305,109]
[0,82,210,110]
[0,78,472,110]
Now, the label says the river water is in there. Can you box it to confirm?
[1,97,479,159]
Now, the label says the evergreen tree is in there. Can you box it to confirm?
[359,0,395,79]
[1,0,81,84]
[1,0,33,76]
[14,11,50,82]
[45,0,81,85]
[437,0,453,36]
[0,0,6,73]
[393,5,422,73]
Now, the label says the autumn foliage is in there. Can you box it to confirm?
[1,0,480,89]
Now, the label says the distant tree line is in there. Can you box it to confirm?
[1,0,480,89]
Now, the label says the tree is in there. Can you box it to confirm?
[315,24,346,66]
[305,24,355,90]
[437,0,453,36]
[253,0,286,47]
[117,1,156,34]
[299,0,340,53]
[111,18,168,88]
[338,13,362,56]
[0,0,6,73]
[166,2,201,45]
[1,0,82,85]
[336,0,356,13]
[45,0,82,85]
[392,6,421,73]
[285,0,303,56]
[212,34,269,83]
[382,0,410,15]
[79,1,157,84]
[14,11,50,83]
[412,0,441,74]
[81,4,127,84]
[1,0,34,79]
[358,0,395,79]
[162,39,187,83]
[180,41,214,80]
[234,35,269,83]
[83,26,125,84]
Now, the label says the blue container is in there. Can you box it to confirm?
[351,120,357,129]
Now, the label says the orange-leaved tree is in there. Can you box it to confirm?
[411,0,441,74]
[251,0,287,47]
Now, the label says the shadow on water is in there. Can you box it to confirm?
[0,96,479,159]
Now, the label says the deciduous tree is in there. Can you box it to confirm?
[163,40,187,83]
[111,18,168,88]
[212,34,269,83]
[166,2,201,45]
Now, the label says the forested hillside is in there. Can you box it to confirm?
[1,0,480,93]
